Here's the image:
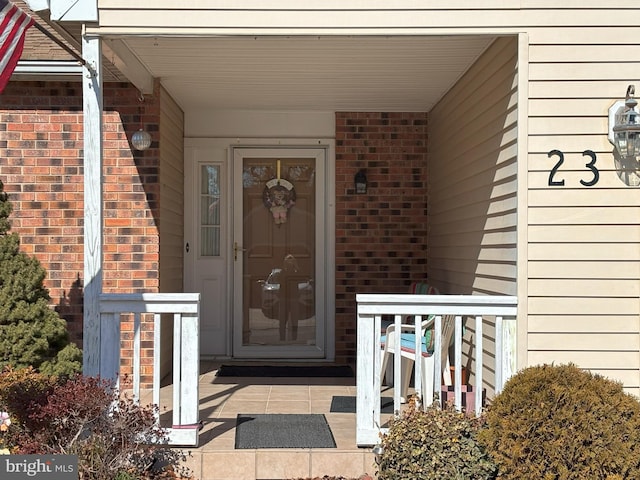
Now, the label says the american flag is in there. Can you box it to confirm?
[0,0,33,93]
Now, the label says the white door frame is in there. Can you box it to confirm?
[232,146,330,359]
[184,138,336,361]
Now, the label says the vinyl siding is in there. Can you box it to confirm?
[428,36,518,296]
[427,36,518,394]
[527,17,640,394]
[93,2,640,35]
[158,86,185,375]
[159,85,185,295]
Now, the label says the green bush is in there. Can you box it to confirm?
[0,180,82,376]
[0,366,192,479]
[478,363,640,480]
[376,399,497,480]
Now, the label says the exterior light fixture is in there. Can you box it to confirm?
[354,169,367,194]
[608,85,640,159]
[131,93,152,151]
[131,129,152,151]
[372,444,384,465]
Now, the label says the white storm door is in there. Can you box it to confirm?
[184,143,229,357]
[232,147,326,358]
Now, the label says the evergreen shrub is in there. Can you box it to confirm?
[376,399,497,480]
[478,363,640,480]
[0,180,82,376]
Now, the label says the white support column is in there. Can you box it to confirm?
[82,33,103,378]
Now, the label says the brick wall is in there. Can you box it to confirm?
[334,112,429,366]
[0,89,427,373]
[0,81,161,371]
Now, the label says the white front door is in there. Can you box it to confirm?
[232,147,327,358]
[184,142,230,356]
[185,141,332,360]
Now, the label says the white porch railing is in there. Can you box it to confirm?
[356,294,517,447]
[99,293,201,446]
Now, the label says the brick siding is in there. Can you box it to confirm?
[0,81,160,384]
[0,87,428,374]
[335,112,429,366]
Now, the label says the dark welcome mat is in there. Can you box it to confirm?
[330,395,394,414]
[235,414,336,449]
[217,364,353,378]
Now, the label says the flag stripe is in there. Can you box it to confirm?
[0,7,30,59]
[0,0,34,93]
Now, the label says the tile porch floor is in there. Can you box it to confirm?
[154,362,390,480]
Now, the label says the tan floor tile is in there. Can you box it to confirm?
[255,450,310,479]
[268,385,310,399]
[180,450,202,480]
[363,452,379,477]
[198,405,226,421]
[309,385,353,396]
[330,427,357,449]
[229,385,273,398]
[310,399,334,413]
[199,383,238,394]
[219,400,268,415]
[325,413,356,428]
[203,436,236,451]
[199,394,229,410]
[201,451,256,480]
[199,422,237,451]
[310,451,368,478]
[266,400,310,414]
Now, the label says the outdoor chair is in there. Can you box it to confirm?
[379,285,455,406]
[380,314,455,406]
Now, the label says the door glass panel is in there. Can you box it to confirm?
[200,165,221,256]
[242,157,316,347]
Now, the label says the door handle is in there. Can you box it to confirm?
[234,242,247,261]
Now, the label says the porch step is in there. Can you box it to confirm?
[187,449,376,480]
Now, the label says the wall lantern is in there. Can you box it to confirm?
[354,169,367,194]
[608,85,640,159]
[131,93,152,151]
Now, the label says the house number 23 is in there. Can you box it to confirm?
[547,149,599,187]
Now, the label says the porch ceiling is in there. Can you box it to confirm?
[118,35,495,112]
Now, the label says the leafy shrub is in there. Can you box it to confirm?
[0,366,57,446]
[0,366,192,479]
[0,180,82,376]
[376,399,497,480]
[478,363,640,480]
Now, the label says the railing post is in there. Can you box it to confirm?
[475,315,483,416]
[99,312,120,383]
[495,315,503,393]
[178,312,199,428]
[133,312,141,401]
[413,314,422,407]
[153,312,161,423]
[433,315,442,407]
[356,298,384,447]
[453,315,463,410]
[392,314,402,413]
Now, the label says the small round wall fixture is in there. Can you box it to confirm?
[131,128,152,151]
